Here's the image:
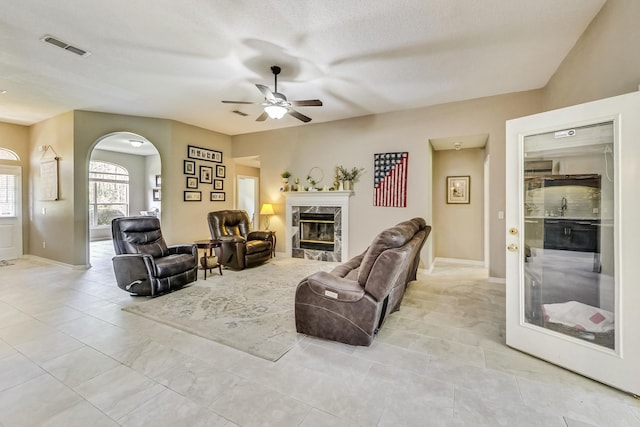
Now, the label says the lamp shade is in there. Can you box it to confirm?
[260,203,275,215]
[264,105,287,119]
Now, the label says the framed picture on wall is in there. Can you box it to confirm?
[186,176,198,189]
[184,191,202,202]
[184,160,195,175]
[199,165,213,184]
[213,179,223,190]
[446,176,470,204]
[216,165,226,178]
[152,188,161,201]
[210,192,225,202]
[187,145,223,163]
[155,174,162,187]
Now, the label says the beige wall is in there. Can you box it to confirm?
[432,147,485,262]
[30,111,234,266]
[29,112,76,264]
[544,0,640,110]
[0,121,30,253]
[3,0,637,275]
[232,90,543,276]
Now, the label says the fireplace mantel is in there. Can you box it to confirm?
[284,191,353,262]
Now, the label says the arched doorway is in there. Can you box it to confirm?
[88,131,160,267]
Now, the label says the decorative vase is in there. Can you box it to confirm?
[342,180,352,191]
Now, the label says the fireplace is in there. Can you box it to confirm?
[285,191,353,262]
[300,212,335,251]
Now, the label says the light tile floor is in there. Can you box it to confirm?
[0,242,638,426]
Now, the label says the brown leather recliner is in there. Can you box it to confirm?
[207,210,273,270]
[295,217,430,346]
[111,216,198,296]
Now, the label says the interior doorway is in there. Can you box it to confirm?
[88,131,160,267]
[237,175,259,228]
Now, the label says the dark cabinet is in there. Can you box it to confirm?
[543,219,600,252]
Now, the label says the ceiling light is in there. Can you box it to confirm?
[264,105,287,120]
[129,139,144,148]
[454,142,462,151]
[0,89,6,94]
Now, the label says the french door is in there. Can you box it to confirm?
[505,91,640,395]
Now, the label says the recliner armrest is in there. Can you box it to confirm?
[307,271,365,302]
[219,235,245,243]
[248,230,273,241]
[168,244,198,258]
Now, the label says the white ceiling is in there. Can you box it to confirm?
[0,0,606,136]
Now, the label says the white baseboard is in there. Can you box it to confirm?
[434,257,485,267]
[23,254,90,270]
[488,276,506,284]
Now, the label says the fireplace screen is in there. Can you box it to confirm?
[300,213,335,251]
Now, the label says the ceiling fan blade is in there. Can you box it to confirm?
[222,100,258,104]
[290,99,323,107]
[256,111,269,121]
[288,109,312,123]
[256,84,276,101]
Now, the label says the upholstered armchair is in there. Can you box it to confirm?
[111,216,198,296]
[207,210,273,270]
[295,218,430,346]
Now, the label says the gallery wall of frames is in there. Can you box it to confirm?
[183,145,226,202]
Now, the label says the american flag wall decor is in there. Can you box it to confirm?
[374,152,408,207]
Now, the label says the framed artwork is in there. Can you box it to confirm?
[152,188,161,201]
[447,176,470,204]
[188,145,222,163]
[210,192,225,202]
[199,165,213,184]
[184,160,195,175]
[213,179,223,190]
[216,165,226,178]
[186,176,198,189]
[155,174,162,187]
[373,152,408,207]
[184,190,202,202]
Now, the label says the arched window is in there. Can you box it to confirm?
[0,148,19,161]
[89,161,129,227]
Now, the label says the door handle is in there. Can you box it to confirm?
[507,244,518,252]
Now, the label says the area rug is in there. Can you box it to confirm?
[122,257,337,361]
[0,260,14,267]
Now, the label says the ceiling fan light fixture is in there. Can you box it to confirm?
[129,139,144,148]
[264,104,287,119]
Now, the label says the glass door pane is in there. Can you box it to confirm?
[522,121,614,349]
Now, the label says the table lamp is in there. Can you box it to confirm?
[260,203,275,229]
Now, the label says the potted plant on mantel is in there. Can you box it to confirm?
[336,166,364,191]
[281,171,291,191]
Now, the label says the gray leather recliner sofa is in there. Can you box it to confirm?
[295,217,430,346]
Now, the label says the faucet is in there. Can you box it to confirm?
[560,197,567,217]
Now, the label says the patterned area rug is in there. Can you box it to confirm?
[122,257,337,361]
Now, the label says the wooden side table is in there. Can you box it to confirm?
[269,230,276,257]
[194,239,222,279]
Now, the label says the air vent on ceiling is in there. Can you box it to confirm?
[232,110,249,117]
[40,34,91,57]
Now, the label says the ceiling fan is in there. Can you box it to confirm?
[222,65,323,123]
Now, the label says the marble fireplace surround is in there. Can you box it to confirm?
[284,191,353,262]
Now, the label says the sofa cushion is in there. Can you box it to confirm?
[154,253,197,278]
[357,218,424,286]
